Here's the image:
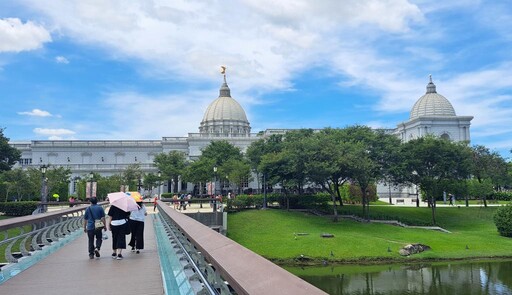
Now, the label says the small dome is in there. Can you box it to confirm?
[410,76,456,119]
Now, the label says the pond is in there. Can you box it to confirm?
[286,260,512,295]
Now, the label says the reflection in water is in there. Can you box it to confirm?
[290,260,512,295]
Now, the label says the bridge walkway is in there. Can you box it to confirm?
[0,212,164,295]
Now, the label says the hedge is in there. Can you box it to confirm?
[0,201,39,216]
[225,193,331,212]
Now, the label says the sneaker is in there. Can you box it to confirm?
[131,247,135,252]
[112,253,117,259]
[136,250,140,254]
[116,254,123,260]
[94,248,100,258]
[89,254,94,259]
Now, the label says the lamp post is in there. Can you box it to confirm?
[88,172,94,200]
[137,177,143,194]
[213,166,217,196]
[212,166,218,212]
[157,171,161,199]
[40,165,48,212]
[263,172,267,209]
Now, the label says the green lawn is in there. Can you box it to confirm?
[227,206,512,264]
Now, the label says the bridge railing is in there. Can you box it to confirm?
[156,200,327,295]
[0,202,107,264]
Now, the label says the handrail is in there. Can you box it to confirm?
[157,200,327,295]
[0,201,108,232]
[0,202,108,264]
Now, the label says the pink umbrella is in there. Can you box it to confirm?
[107,192,140,212]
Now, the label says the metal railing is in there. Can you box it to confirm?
[0,203,106,264]
[156,201,327,295]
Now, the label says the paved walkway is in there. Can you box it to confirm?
[0,212,164,295]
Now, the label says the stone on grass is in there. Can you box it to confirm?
[399,243,431,256]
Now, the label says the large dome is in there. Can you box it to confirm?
[202,83,248,122]
[199,76,251,137]
[410,77,456,119]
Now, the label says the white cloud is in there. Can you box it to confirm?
[55,56,69,64]
[18,109,52,117]
[34,128,75,136]
[0,18,51,52]
[19,0,422,92]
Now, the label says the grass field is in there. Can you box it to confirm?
[227,205,512,265]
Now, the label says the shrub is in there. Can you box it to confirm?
[493,205,512,237]
[490,192,512,201]
[0,201,39,216]
[160,193,173,199]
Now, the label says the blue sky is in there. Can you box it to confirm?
[1,1,512,157]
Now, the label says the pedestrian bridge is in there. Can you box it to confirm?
[0,201,326,295]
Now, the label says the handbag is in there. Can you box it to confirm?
[123,220,131,235]
[87,207,105,231]
[94,219,105,230]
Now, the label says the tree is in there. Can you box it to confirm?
[246,134,284,194]
[0,128,21,173]
[401,136,472,225]
[183,157,215,196]
[304,128,354,221]
[201,140,243,165]
[1,168,30,201]
[281,129,314,196]
[470,145,508,207]
[342,126,401,220]
[45,166,72,200]
[198,141,245,195]
[222,158,252,195]
[154,151,187,193]
[122,163,144,191]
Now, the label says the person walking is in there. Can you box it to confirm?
[107,205,130,260]
[128,199,147,254]
[153,195,159,212]
[83,197,106,259]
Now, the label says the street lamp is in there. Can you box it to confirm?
[262,173,267,209]
[137,177,143,193]
[157,171,161,199]
[213,166,218,195]
[40,165,48,212]
[88,172,94,200]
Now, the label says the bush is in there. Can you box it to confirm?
[160,193,173,199]
[490,192,512,201]
[0,201,39,216]
[493,205,512,237]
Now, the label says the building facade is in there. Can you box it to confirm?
[10,75,472,197]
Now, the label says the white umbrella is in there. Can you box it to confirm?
[107,192,140,212]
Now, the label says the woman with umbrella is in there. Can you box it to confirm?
[107,192,138,260]
[127,193,147,254]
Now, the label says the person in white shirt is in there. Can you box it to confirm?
[128,199,147,254]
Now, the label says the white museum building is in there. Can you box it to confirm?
[10,75,472,198]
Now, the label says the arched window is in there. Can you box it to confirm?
[440,133,450,140]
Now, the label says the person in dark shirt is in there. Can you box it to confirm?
[107,205,130,260]
[83,198,106,259]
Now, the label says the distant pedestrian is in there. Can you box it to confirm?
[83,197,106,259]
[128,200,147,254]
[69,196,76,207]
[173,194,179,209]
[107,205,130,260]
[449,194,454,206]
[153,196,158,212]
